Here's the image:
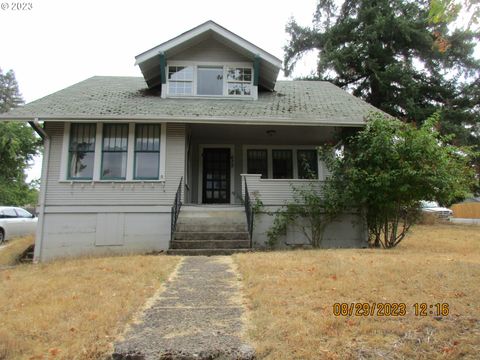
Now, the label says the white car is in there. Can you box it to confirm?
[420,201,453,219]
[0,206,38,244]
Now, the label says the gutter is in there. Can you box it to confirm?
[29,118,49,262]
[28,118,48,139]
[6,115,368,127]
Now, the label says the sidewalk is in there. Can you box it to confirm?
[113,256,255,360]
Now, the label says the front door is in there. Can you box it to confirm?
[202,148,230,204]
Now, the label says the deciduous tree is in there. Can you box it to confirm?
[320,113,477,248]
[0,68,40,206]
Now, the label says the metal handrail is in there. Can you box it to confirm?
[243,177,254,248]
[170,177,183,245]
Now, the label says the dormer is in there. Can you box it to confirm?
[135,21,282,100]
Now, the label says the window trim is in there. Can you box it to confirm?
[61,122,167,182]
[243,145,323,180]
[166,61,255,99]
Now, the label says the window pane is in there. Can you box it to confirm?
[227,67,252,82]
[103,124,128,151]
[169,81,193,96]
[197,67,223,95]
[135,152,160,179]
[297,150,318,179]
[272,150,293,179]
[244,68,252,82]
[135,124,160,151]
[247,149,268,178]
[69,124,96,152]
[102,152,127,179]
[168,66,193,81]
[69,151,94,179]
[228,83,251,96]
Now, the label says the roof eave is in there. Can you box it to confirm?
[0,114,366,127]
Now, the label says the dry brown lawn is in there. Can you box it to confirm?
[0,235,35,266]
[234,224,480,359]
[0,249,179,359]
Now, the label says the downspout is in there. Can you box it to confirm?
[28,118,49,262]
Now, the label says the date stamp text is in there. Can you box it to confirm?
[333,303,449,317]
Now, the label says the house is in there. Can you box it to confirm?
[0,21,377,261]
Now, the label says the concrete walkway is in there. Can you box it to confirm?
[113,256,255,360]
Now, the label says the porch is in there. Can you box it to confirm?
[183,123,339,205]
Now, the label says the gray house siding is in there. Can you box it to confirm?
[241,174,368,249]
[37,122,185,261]
[44,122,185,206]
[252,212,368,249]
[169,37,251,62]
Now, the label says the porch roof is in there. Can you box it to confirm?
[0,76,384,126]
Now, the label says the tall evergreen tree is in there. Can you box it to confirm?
[0,68,40,206]
[284,0,480,179]
[0,69,24,112]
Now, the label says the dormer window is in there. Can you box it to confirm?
[197,66,223,96]
[166,64,254,98]
[168,66,193,96]
[227,67,252,96]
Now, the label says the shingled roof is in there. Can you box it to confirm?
[0,76,382,126]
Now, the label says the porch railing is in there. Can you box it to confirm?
[170,177,183,245]
[243,176,254,248]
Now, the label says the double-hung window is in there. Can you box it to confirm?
[227,67,252,96]
[168,66,193,95]
[134,124,161,179]
[68,123,96,179]
[247,149,268,178]
[297,150,318,179]
[197,66,223,96]
[272,150,293,179]
[101,124,128,180]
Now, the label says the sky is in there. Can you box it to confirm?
[1,0,319,181]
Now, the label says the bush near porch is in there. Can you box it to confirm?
[234,224,480,359]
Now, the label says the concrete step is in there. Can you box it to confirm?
[174,231,249,241]
[167,248,252,256]
[177,217,247,225]
[171,239,251,249]
[176,223,248,232]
